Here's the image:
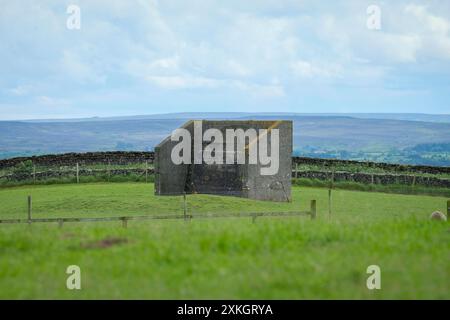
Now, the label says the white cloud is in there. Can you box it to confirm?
[291,60,342,78]
[9,85,33,96]
[124,55,180,78]
[226,60,251,77]
[232,81,285,97]
[370,33,422,63]
[1,0,450,118]
[35,96,70,107]
[146,75,219,89]
[149,56,180,70]
[405,5,449,34]
[365,4,450,62]
[61,50,107,84]
[145,74,284,98]
[403,4,450,60]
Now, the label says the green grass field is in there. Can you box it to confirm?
[0,183,448,299]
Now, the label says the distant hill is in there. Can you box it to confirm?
[1,113,450,165]
[20,112,450,123]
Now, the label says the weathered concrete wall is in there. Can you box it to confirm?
[154,120,292,202]
[245,121,292,202]
[154,121,192,195]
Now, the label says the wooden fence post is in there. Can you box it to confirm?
[328,171,334,217]
[310,200,316,220]
[33,165,36,184]
[331,170,335,188]
[447,200,450,220]
[295,163,299,179]
[183,193,187,221]
[145,160,148,183]
[27,195,32,224]
[328,189,332,217]
[76,163,79,184]
[108,160,111,181]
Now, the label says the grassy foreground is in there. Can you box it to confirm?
[0,183,448,299]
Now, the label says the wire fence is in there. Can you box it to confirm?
[0,162,154,184]
[292,168,450,188]
[0,195,317,227]
[1,161,450,188]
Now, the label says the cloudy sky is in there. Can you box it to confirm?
[1,0,450,120]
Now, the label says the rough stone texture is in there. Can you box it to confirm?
[0,151,154,169]
[2,151,449,188]
[293,170,450,188]
[292,157,450,175]
[154,120,293,202]
[153,122,191,195]
[2,151,449,175]
[2,168,154,181]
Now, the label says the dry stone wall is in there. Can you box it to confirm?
[0,152,154,169]
[1,152,449,187]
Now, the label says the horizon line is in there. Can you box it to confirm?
[2,111,450,122]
